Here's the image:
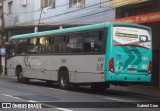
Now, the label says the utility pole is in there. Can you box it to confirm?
[0,0,5,75]
[1,0,5,31]
[35,8,43,33]
[35,7,49,33]
[38,8,43,28]
[1,0,5,44]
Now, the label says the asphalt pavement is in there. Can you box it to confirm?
[109,85,160,98]
[0,75,159,111]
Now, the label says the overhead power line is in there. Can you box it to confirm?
[5,0,145,26]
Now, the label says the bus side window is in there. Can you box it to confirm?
[83,30,103,53]
[45,36,52,54]
[7,44,16,57]
[17,39,23,54]
[83,42,91,52]
[51,35,65,53]
[37,36,51,54]
[66,32,83,53]
[39,37,46,54]
[17,39,29,55]
[28,38,38,54]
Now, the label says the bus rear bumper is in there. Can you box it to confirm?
[105,72,151,82]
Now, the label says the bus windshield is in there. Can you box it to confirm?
[113,26,151,49]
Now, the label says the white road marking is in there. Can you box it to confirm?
[56,108,73,111]
[27,100,37,103]
[1,94,73,111]
[48,88,70,93]
[1,94,25,101]
[105,97,133,102]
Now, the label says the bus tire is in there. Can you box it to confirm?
[17,69,24,83]
[17,68,29,83]
[90,83,107,91]
[59,70,70,90]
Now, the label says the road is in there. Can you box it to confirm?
[0,76,159,111]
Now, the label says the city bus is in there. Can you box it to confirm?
[7,22,152,90]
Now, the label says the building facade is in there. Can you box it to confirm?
[4,0,115,37]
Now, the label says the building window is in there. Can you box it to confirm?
[21,0,27,6]
[8,1,13,14]
[41,0,55,8]
[69,0,85,8]
[100,0,112,7]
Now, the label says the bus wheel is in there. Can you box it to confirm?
[17,70,24,83]
[59,70,70,90]
[90,83,107,91]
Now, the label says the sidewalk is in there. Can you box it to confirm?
[109,85,160,98]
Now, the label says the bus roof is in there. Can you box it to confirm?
[10,22,151,40]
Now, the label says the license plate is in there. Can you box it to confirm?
[128,70,136,73]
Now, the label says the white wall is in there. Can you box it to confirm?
[4,0,115,28]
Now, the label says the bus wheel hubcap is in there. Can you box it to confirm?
[61,76,65,86]
[19,72,23,82]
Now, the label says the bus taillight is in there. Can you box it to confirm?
[109,58,114,72]
[148,60,152,74]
